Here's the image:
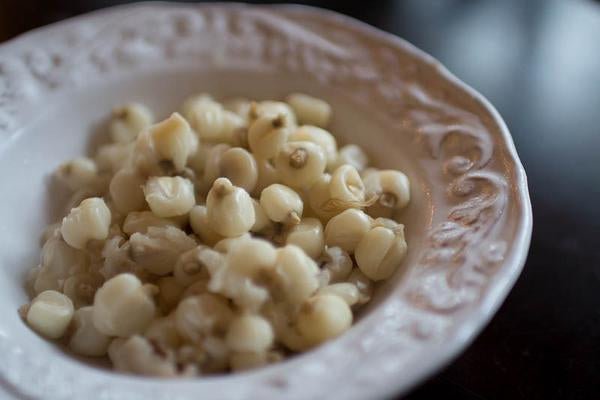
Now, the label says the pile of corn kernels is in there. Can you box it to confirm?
[21,93,410,376]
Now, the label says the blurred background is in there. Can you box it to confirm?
[1,0,599,399]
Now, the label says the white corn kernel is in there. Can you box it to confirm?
[248,114,291,159]
[129,226,197,275]
[274,245,320,304]
[252,157,279,197]
[275,141,326,189]
[95,142,133,173]
[149,112,198,171]
[34,235,87,294]
[250,198,273,234]
[26,290,74,339]
[286,93,331,128]
[187,142,212,176]
[109,168,146,214]
[122,211,181,235]
[285,218,324,259]
[329,164,366,205]
[108,335,177,377]
[331,144,369,172]
[92,273,156,337]
[69,306,111,356]
[260,184,303,225]
[320,246,353,283]
[226,314,274,353]
[206,178,255,237]
[61,197,111,249]
[189,205,224,246]
[183,95,243,142]
[174,294,233,342]
[307,173,336,222]
[364,169,411,218]
[173,246,213,287]
[144,176,195,218]
[317,283,360,306]
[324,208,371,253]
[109,103,153,143]
[223,97,252,119]
[289,125,337,168]
[355,225,407,281]
[297,294,352,346]
[214,233,252,254]
[55,157,98,191]
[201,143,231,193]
[250,100,297,125]
[209,238,276,310]
[219,147,258,193]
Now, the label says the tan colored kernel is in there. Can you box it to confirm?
[109,168,146,214]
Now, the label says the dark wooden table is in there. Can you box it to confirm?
[2,1,599,399]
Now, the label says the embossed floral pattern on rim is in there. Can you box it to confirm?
[0,3,532,399]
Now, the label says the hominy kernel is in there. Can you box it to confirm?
[285,218,324,259]
[289,125,337,168]
[69,306,111,356]
[144,176,195,218]
[206,177,255,237]
[61,197,111,250]
[324,208,371,253]
[286,94,331,128]
[275,141,326,189]
[297,294,352,346]
[109,103,153,143]
[355,225,407,281]
[26,290,74,339]
[260,184,303,225]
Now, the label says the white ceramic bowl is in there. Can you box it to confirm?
[0,3,532,399]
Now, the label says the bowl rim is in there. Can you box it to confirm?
[0,2,533,399]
